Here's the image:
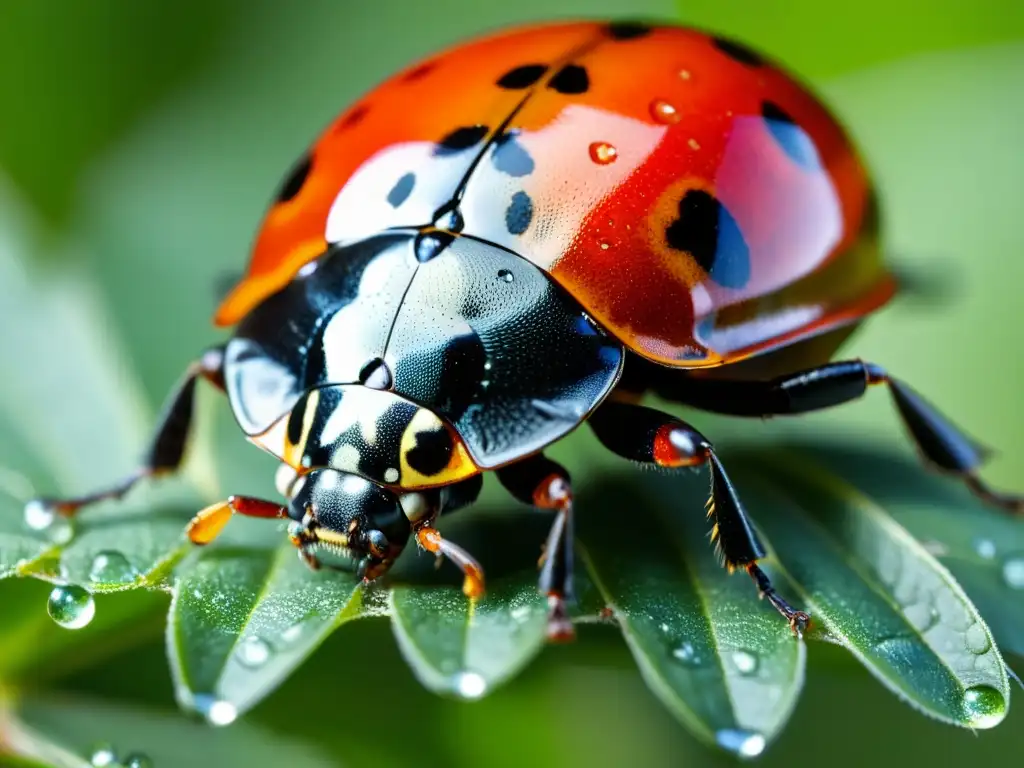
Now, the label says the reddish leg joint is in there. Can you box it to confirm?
[417,527,486,599]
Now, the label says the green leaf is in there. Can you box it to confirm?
[387,507,554,699]
[732,453,1010,729]
[771,442,1024,659]
[390,578,548,699]
[14,694,337,768]
[167,545,372,720]
[576,473,805,757]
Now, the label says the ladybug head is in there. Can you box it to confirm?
[286,469,411,580]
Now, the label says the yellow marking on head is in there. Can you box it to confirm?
[397,409,480,489]
[284,389,320,469]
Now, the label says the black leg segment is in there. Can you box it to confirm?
[31,346,226,518]
[588,401,810,634]
[497,454,576,642]
[663,359,1020,513]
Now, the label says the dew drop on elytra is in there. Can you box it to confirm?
[588,141,618,165]
[47,585,95,630]
[650,100,681,124]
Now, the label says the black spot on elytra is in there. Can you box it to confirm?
[491,133,535,177]
[712,36,764,67]
[434,125,489,156]
[761,101,821,169]
[608,21,652,40]
[505,191,534,235]
[665,189,750,289]
[497,64,548,89]
[415,231,456,263]
[334,104,369,133]
[387,173,415,208]
[405,426,454,476]
[549,65,590,95]
[402,61,436,82]
[276,153,312,203]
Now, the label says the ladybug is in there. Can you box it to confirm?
[35,20,1022,641]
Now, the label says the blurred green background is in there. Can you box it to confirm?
[1,0,1024,766]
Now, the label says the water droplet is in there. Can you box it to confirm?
[599,240,611,250]
[497,269,514,283]
[89,550,138,584]
[650,100,681,124]
[89,744,118,766]
[961,685,1006,728]
[124,753,153,768]
[732,650,759,676]
[24,499,55,530]
[47,585,95,629]
[974,538,997,560]
[237,637,272,668]
[452,670,487,700]
[671,642,701,666]
[1002,556,1024,589]
[659,622,671,634]
[965,623,992,654]
[510,604,533,623]
[715,729,766,758]
[193,694,238,726]
[588,141,618,165]
[24,499,73,543]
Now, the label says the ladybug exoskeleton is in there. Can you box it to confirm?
[33,20,1023,642]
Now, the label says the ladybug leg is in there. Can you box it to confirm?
[587,401,811,636]
[497,455,576,642]
[414,526,486,599]
[668,360,1022,514]
[186,495,287,545]
[28,346,226,519]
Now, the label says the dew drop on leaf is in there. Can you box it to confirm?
[732,650,759,676]
[237,637,272,668]
[715,728,766,758]
[451,670,487,700]
[124,752,153,768]
[89,744,118,766]
[961,684,1006,728]
[47,585,95,629]
[671,642,701,666]
[89,550,138,584]
[192,694,238,726]
[964,623,992,654]
[23,500,55,531]
[1002,556,1024,589]
[973,538,997,560]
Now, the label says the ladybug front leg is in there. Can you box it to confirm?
[497,455,576,643]
[660,361,1023,514]
[28,346,226,520]
[587,401,811,636]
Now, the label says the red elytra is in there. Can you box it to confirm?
[215,20,895,369]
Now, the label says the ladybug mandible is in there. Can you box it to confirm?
[34,20,1022,641]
